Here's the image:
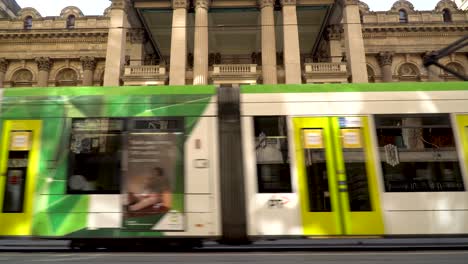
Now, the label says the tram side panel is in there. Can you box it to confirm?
[0,86,221,239]
[240,85,468,237]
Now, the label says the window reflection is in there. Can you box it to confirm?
[375,114,464,192]
[254,116,292,193]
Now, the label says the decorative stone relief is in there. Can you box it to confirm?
[12,69,33,82]
[172,0,189,10]
[280,0,296,7]
[435,0,460,12]
[195,0,211,10]
[398,63,419,76]
[0,58,8,73]
[327,25,343,40]
[56,68,78,82]
[128,29,146,44]
[358,1,370,12]
[378,52,394,66]
[391,0,415,12]
[35,57,52,72]
[259,0,275,9]
[111,0,130,11]
[81,57,96,71]
[17,7,42,20]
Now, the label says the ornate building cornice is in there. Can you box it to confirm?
[280,0,296,7]
[80,56,96,71]
[258,0,275,9]
[0,31,108,41]
[195,0,211,10]
[378,52,394,66]
[35,57,52,72]
[362,24,468,34]
[172,0,189,10]
[0,58,8,73]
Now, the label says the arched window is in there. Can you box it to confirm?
[398,63,420,82]
[443,9,452,23]
[12,69,33,87]
[399,9,408,23]
[24,16,33,30]
[66,15,76,29]
[56,68,78,86]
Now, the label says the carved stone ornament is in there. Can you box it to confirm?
[390,0,415,12]
[195,0,211,10]
[35,57,52,72]
[111,0,130,11]
[327,25,343,40]
[435,0,460,12]
[259,0,275,9]
[280,0,296,7]
[378,52,394,67]
[81,57,96,71]
[398,63,419,76]
[129,29,146,44]
[172,0,189,10]
[0,58,8,73]
[358,1,370,12]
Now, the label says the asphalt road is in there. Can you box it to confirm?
[1,251,468,264]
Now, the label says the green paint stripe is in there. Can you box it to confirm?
[3,85,216,97]
[241,82,468,93]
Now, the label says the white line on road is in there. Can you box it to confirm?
[32,254,108,262]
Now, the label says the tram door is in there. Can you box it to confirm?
[293,117,384,236]
[0,120,41,236]
[456,115,468,184]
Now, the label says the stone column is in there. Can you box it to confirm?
[342,0,368,83]
[259,0,278,84]
[104,0,130,86]
[281,0,302,84]
[35,57,52,87]
[378,52,393,82]
[81,56,96,86]
[169,0,189,85]
[327,25,343,63]
[193,0,210,85]
[129,29,146,66]
[424,52,442,82]
[0,58,8,88]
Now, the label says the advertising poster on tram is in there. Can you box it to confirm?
[122,130,184,231]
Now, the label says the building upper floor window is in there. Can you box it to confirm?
[399,9,408,23]
[443,9,452,23]
[23,16,32,30]
[66,15,75,29]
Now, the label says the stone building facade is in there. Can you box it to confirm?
[0,2,149,88]
[0,0,466,88]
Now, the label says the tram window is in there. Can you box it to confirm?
[254,116,292,193]
[67,118,123,194]
[375,114,465,192]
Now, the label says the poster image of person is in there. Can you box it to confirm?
[122,132,183,230]
[126,167,172,213]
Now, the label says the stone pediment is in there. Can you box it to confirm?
[17,7,42,19]
[390,0,415,13]
[60,6,84,18]
[435,0,461,12]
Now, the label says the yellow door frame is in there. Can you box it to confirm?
[0,120,42,236]
[456,115,468,189]
[294,116,384,236]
